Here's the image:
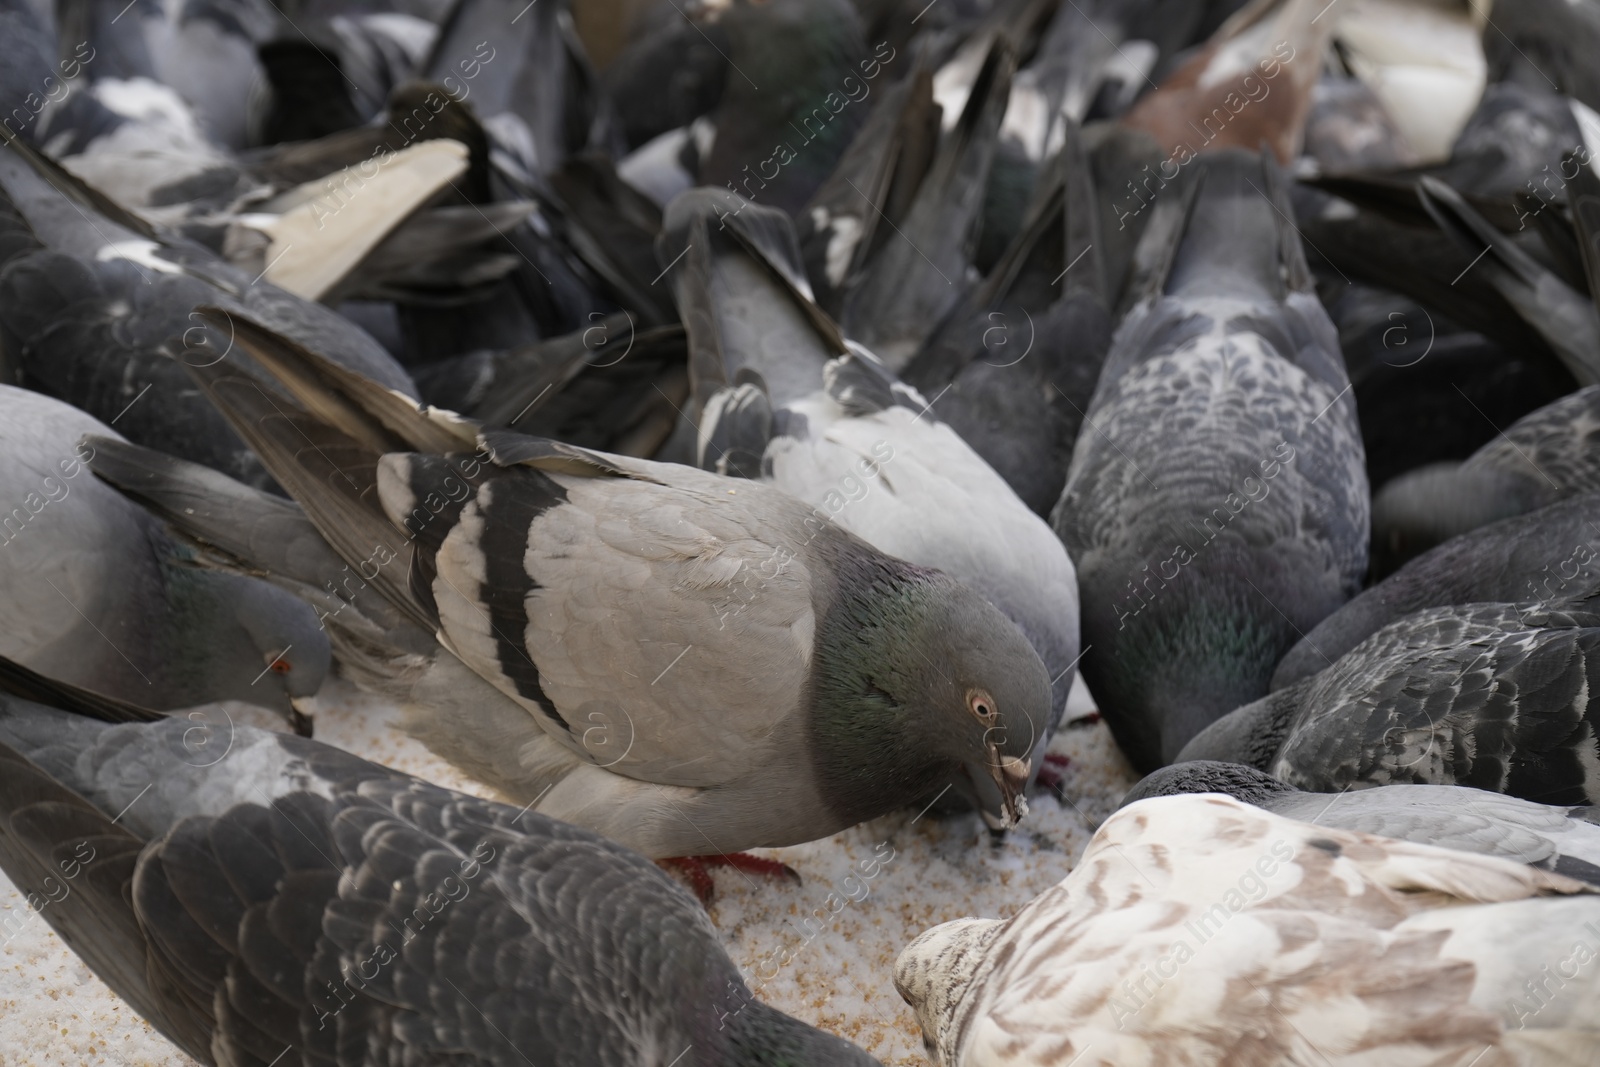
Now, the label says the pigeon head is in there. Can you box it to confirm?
[167,568,332,735]
[893,916,1004,1065]
[1120,760,1297,809]
[810,555,1051,832]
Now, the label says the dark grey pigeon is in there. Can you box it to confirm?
[0,658,882,1067]
[1371,385,1600,576]
[0,133,415,493]
[0,386,329,730]
[1122,760,1600,887]
[1052,148,1369,772]
[840,37,1015,372]
[903,121,1114,517]
[1276,492,1600,689]
[1179,597,1600,806]
[135,306,1051,860]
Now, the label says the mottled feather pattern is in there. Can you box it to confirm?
[896,795,1599,1067]
[1267,602,1600,804]
[1465,384,1600,501]
[5,714,771,1067]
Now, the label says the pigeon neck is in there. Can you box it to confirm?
[807,556,954,825]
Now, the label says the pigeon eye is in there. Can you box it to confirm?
[270,658,292,674]
[967,689,996,723]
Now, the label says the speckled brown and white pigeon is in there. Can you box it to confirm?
[1052,147,1369,772]
[145,306,1051,859]
[895,794,1600,1067]
[1123,760,1600,886]
[1181,596,1600,805]
[0,659,882,1067]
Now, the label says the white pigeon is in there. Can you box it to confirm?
[895,793,1600,1067]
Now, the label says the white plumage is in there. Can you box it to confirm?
[896,793,1600,1067]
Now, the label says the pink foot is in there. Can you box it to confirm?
[660,853,802,905]
[1036,753,1072,799]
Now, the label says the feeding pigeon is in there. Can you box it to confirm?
[0,655,883,1067]
[1052,147,1368,772]
[115,305,1052,862]
[895,793,1600,1067]
[658,187,1080,779]
[1123,760,1600,886]
[0,385,329,730]
[1180,596,1600,805]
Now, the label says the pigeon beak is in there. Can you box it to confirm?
[963,750,1030,831]
[288,696,315,737]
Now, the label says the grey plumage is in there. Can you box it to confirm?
[0,659,881,1067]
[1123,760,1600,886]
[658,187,1080,772]
[1277,492,1600,688]
[136,306,1051,857]
[1371,385,1600,575]
[1180,597,1600,805]
[0,386,328,727]
[1053,148,1369,772]
[0,133,414,493]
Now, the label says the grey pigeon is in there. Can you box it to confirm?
[134,307,1052,858]
[1180,597,1600,805]
[0,658,882,1067]
[903,121,1115,517]
[1123,760,1600,886]
[839,37,1015,371]
[0,386,329,729]
[1372,385,1600,576]
[696,0,871,216]
[0,133,415,493]
[1417,171,1600,391]
[658,188,1080,774]
[1276,492,1600,688]
[1052,148,1369,772]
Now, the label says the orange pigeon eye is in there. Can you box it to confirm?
[269,658,292,674]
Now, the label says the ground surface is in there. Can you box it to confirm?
[0,674,1138,1066]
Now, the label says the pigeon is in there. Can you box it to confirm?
[1417,170,1600,391]
[894,793,1600,1067]
[1275,492,1600,688]
[840,36,1015,371]
[603,0,731,152]
[0,386,329,730]
[1123,760,1600,886]
[1325,281,1572,493]
[1371,384,1600,576]
[1179,596,1600,805]
[0,655,884,1067]
[1323,0,1488,165]
[0,132,415,492]
[132,305,1053,860]
[903,121,1114,517]
[1052,147,1368,772]
[659,187,1080,776]
[1119,0,1333,164]
[695,0,872,217]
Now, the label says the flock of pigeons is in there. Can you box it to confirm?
[5,0,1600,1061]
